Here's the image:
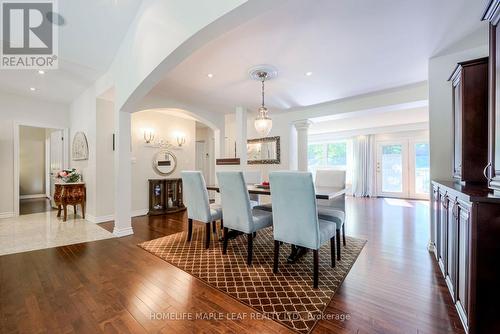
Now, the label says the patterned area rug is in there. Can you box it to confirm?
[139,227,366,333]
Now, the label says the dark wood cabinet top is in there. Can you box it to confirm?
[432,180,500,203]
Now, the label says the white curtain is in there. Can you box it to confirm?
[352,135,375,197]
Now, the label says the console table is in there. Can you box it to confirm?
[54,182,86,222]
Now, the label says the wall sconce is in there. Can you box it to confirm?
[143,128,155,144]
[176,134,186,147]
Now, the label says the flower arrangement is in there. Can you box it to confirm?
[56,168,81,183]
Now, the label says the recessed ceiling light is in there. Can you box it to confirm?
[29,87,36,91]
[305,71,313,76]
[207,73,214,78]
[38,70,45,75]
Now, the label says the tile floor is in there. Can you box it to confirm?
[0,211,114,256]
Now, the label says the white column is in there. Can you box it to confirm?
[294,120,312,171]
[113,109,133,237]
[235,106,248,164]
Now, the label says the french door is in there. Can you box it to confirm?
[376,140,430,199]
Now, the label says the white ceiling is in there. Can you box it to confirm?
[0,0,143,104]
[154,0,487,114]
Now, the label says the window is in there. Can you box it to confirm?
[308,140,352,184]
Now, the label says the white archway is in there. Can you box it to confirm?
[110,0,287,236]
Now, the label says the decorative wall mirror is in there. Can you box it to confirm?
[247,136,280,164]
[152,150,177,176]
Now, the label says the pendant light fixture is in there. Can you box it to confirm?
[250,65,277,137]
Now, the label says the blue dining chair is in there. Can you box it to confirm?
[269,171,336,288]
[181,171,222,249]
[315,169,347,260]
[216,171,273,266]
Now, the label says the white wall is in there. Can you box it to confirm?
[19,126,46,196]
[0,91,69,217]
[69,86,98,219]
[95,99,115,218]
[131,111,196,213]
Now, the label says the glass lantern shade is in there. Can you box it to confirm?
[254,106,272,136]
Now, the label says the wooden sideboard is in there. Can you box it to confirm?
[431,181,500,334]
[148,178,186,215]
[54,182,86,222]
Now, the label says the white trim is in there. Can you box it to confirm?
[0,212,15,219]
[20,194,47,200]
[309,122,428,143]
[87,209,149,224]
[132,209,148,217]
[113,226,134,237]
[86,214,114,224]
[45,134,51,198]
[309,100,428,123]
[13,122,69,217]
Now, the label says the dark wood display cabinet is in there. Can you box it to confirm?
[148,178,186,215]
[448,57,489,185]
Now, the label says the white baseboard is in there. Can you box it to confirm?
[87,209,149,224]
[86,214,114,224]
[0,212,15,219]
[132,209,148,217]
[20,194,47,200]
[113,226,134,237]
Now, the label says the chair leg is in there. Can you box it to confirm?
[212,221,216,233]
[313,249,319,289]
[336,228,341,261]
[273,240,280,273]
[187,218,193,242]
[205,223,211,249]
[220,219,224,230]
[330,236,336,268]
[342,224,346,246]
[222,227,229,254]
[247,233,253,266]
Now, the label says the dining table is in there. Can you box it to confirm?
[206,184,346,200]
[206,183,347,262]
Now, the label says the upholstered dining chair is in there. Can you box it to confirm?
[181,171,222,249]
[243,170,273,212]
[315,169,347,260]
[269,171,337,288]
[217,171,273,266]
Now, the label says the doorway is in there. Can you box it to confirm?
[14,123,68,216]
[195,140,209,181]
[376,139,430,199]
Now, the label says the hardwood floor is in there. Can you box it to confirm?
[19,198,54,215]
[0,198,464,334]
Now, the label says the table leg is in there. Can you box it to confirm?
[74,205,77,217]
[82,202,85,219]
[287,245,308,263]
[63,205,67,222]
[57,205,61,217]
